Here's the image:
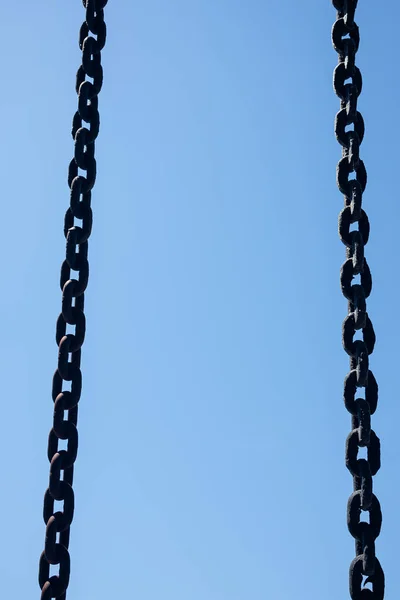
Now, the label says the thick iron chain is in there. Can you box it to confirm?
[38,2,108,598]
[331,2,385,598]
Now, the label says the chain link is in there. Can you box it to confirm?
[39,2,108,598]
[332,2,385,598]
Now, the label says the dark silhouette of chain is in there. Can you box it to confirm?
[38,2,108,598]
[331,2,384,598]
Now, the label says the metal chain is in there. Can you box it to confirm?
[38,2,108,598]
[331,2,385,598]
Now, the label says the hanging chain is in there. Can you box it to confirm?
[331,2,385,598]
[38,1,108,598]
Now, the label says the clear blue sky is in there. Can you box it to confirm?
[0,1,399,598]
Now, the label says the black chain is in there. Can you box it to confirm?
[332,2,385,598]
[38,2,108,598]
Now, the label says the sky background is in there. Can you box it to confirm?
[0,1,399,598]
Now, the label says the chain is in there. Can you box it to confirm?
[38,2,108,598]
[331,2,385,598]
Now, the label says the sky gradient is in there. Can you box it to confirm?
[0,2,399,598]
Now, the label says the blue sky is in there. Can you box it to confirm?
[0,1,399,598]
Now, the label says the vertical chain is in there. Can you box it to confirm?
[331,2,385,598]
[38,2,108,598]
